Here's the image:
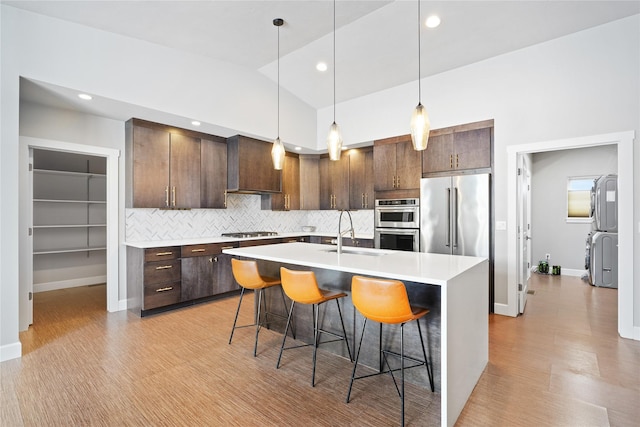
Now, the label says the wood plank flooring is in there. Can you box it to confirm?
[2,274,639,426]
[458,274,640,427]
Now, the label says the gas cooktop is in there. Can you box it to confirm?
[221,231,278,239]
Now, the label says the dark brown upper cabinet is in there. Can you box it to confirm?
[126,119,200,208]
[422,120,493,175]
[262,152,300,210]
[319,154,349,210]
[373,135,422,192]
[200,137,228,208]
[126,118,227,209]
[348,147,374,209]
[226,135,281,194]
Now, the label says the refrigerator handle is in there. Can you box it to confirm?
[446,188,451,247]
[453,187,459,249]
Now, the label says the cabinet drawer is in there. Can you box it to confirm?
[143,282,181,310]
[239,238,283,247]
[182,244,218,257]
[144,246,180,262]
[144,259,181,285]
[182,242,238,257]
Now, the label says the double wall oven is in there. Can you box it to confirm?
[374,198,419,252]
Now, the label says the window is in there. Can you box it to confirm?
[567,176,595,223]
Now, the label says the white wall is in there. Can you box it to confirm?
[0,5,318,360]
[318,15,639,315]
[531,145,618,271]
[1,6,638,360]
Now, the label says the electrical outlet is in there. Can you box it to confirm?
[545,253,550,261]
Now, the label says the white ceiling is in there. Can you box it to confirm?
[8,1,640,125]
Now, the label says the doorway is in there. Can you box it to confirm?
[19,137,119,331]
[505,131,635,340]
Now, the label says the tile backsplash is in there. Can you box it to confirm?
[126,193,374,242]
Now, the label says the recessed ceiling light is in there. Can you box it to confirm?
[316,62,328,72]
[425,15,441,28]
[294,146,302,151]
[78,93,92,100]
[191,120,201,126]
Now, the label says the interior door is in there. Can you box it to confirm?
[517,154,532,314]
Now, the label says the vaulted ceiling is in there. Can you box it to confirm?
[8,1,640,119]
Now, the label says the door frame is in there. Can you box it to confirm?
[517,153,532,314]
[20,137,120,330]
[504,131,635,340]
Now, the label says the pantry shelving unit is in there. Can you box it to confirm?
[32,151,107,291]
[33,169,107,254]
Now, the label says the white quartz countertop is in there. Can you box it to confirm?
[124,232,374,249]
[223,242,486,286]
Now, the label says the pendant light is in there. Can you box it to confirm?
[410,0,430,151]
[326,0,343,161]
[271,18,286,170]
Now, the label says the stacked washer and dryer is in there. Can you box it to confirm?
[585,175,618,288]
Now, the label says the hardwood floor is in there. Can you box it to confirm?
[458,274,640,427]
[2,274,639,426]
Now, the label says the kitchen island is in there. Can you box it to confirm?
[223,242,488,427]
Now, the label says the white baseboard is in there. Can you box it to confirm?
[118,299,128,311]
[0,341,22,362]
[493,303,514,317]
[561,269,587,277]
[34,275,107,293]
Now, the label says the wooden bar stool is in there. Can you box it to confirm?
[277,267,353,387]
[228,258,292,357]
[346,275,434,427]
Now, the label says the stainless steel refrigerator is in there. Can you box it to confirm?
[420,173,490,258]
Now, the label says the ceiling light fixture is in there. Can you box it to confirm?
[410,0,431,151]
[271,18,286,170]
[316,62,328,72]
[78,93,92,100]
[326,0,343,161]
[425,15,441,28]
[191,120,201,126]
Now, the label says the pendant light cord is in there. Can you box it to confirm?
[333,0,336,123]
[417,0,422,105]
[277,22,280,137]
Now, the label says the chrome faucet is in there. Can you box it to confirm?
[337,209,355,254]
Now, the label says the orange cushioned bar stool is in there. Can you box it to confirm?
[228,258,292,357]
[277,267,353,387]
[346,275,435,427]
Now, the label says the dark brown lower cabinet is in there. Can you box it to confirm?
[128,242,242,316]
[181,242,240,301]
[181,255,215,301]
[127,246,182,315]
[213,253,237,294]
[308,236,373,248]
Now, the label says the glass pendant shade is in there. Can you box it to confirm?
[326,121,343,161]
[271,137,285,170]
[410,103,430,151]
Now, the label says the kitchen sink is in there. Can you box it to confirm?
[323,248,389,257]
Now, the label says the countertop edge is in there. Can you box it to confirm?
[124,232,374,248]
[223,242,487,286]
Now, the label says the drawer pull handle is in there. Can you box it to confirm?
[191,248,206,253]
[156,251,173,256]
[221,246,234,250]
[155,265,173,270]
[156,286,173,292]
